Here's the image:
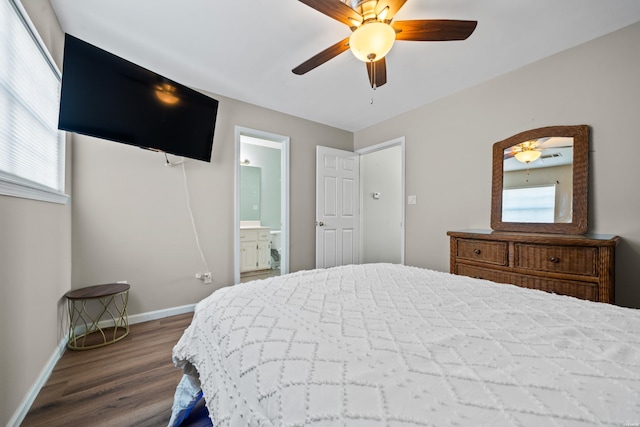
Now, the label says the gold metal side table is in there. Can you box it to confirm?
[65,283,130,350]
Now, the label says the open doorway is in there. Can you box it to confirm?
[315,137,405,268]
[357,138,405,264]
[234,127,290,284]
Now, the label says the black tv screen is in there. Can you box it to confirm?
[58,34,218,162]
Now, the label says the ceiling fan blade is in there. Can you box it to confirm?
[366,58,387,88]
[393,19,478,41]
[298,0,363,27]
[375,0,407,22]
[292,37,351,75]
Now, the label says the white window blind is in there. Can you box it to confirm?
[0,0,67,204]
[502,184,556,223]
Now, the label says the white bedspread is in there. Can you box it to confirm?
[172,263,640,426]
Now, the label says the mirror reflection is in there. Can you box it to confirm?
[240,165,261,221]
[492,125,588,234]
[502,137,574,223]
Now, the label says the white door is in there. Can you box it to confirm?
[316,146,360,268]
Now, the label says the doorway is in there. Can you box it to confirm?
[357,138,405,264]
[234,127,290,284]
[315,137,405,268]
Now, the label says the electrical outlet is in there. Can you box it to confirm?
[196,272,212,284]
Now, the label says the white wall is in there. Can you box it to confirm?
[355,22,640,308]
[71,95,352,315]
[1,2,71,425]
[361,145,402,263]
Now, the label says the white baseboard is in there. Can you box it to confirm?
[128,303,196,325]
[8,304,196,427]
[6,336,67,427]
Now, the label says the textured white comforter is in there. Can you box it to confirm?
[172,263,640,426]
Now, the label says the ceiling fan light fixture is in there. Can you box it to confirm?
[515,149,542,163]
[349,21,396,62]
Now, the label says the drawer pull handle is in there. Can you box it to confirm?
[473,249,481,255]
[548,256,560,263]
[474,276,482,279]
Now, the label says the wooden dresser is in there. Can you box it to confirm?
[447,229,620,303]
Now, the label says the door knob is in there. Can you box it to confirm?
[317,221,324,226]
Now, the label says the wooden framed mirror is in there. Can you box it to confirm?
[491,125,589,234]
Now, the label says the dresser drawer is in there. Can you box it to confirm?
[456,239,508,266]
[457,264,511,282]
[448,230,619,304]
[515,244,597,276]
[457,264,598,301]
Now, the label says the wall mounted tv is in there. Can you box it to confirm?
[58,34,219,162]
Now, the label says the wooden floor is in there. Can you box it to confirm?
[240,268,280,283]
[22,313,212,427]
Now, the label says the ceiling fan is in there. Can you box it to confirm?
[503,137,573,163]
[292,0,478,88]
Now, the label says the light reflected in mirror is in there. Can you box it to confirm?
[502,136,574,223]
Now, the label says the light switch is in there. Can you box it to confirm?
[408,195,417,205]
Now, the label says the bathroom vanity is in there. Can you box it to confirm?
[240,225,272,273]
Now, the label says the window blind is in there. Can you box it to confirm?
[0,0,66,203]
[502,184,556,223]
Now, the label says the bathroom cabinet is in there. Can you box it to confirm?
[240,227,271,272]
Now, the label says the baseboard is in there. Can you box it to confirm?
[6,335,67,427]
[128,303,196,325]
[8,303,197,427]
[71,303,197,337]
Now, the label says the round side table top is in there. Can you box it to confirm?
[65,283,130,300]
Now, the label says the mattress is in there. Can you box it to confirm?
[172,263,640,426]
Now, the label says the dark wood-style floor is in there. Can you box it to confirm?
[240,268,280,283]
[22,313,213,427]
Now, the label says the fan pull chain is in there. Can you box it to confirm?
[370,60,376,105]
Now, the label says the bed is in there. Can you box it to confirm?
[169,263,640,426]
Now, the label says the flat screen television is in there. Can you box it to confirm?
[58,34,218,162]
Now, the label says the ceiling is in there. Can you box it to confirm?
[49,0,640,132]
[504,137,573,172]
